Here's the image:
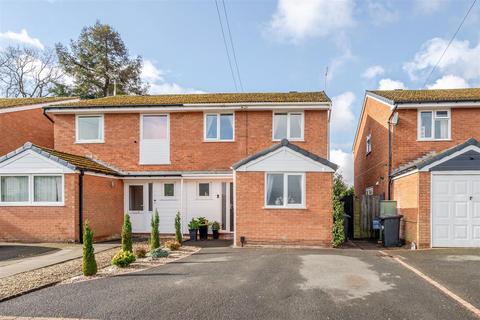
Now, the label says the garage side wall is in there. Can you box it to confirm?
[0,173,79,242]
[418,172,431,248]
[83,174,124,241]
[392,172,419,245]
[235,171,333,246]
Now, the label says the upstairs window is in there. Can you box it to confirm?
[205,113,234,141]
[418,110,450,140]
[76,115,104,143]
[273,112,303,140]
[366,134,372,155]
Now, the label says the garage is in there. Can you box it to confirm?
[432,174,480,247]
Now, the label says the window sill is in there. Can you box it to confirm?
[203,140,235,143]
[272,138,304,142]
[263,206,307,210]
[416,138,452,142]
[75,140,105,144]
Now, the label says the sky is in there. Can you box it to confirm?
[1,0,480,185]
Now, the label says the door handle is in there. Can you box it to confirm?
[470,196,473,201]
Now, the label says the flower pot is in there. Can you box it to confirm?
[189,229,197,241]
[198,225,208,240]
[212,230,219,239]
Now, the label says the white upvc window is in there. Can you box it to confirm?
[366,133,372,155]
[265,172,305,209]
[418,110,450,140]
[76,115,104,143]
[204,113,235,141]
[0,174,64,206]
[273,112,304,141]
[197,182,211,199]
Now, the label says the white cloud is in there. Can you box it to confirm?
[141,59,204,94]
[414,0,445,14]
[331,92,355,132]
[362,65,385,79]
[267,0,355,42]
[0,29,44,50]
[330,149,353,186]
[378,78,406,90]
[367,0,399,25]
[404,38,480,82]
[426,74,470,89]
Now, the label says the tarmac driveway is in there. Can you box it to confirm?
[0,246,478,320]
[396,248,480,309]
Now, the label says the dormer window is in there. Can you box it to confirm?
[418,110,450,140]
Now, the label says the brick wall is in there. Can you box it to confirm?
[83,174,124,241]
[417,172,431,248]
[235,171,333,246]
[391,172,419,244]
[354,97,391,198]
[53,110,328,171]
[0,174,78,242]
[0,108,54,156]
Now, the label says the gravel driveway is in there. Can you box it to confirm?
[0,246,478,320]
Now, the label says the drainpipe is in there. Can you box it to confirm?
[79,170,84,243]
[387,105,398,200]
[43,108,54,123]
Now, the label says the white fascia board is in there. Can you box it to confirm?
[45,102,331,114]
[0,99,80,114]
[420,145,480,172]
[0,149,75,174]
[396,101,480,109]
[391,169,418,181]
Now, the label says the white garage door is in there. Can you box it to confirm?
[432,174,480,247]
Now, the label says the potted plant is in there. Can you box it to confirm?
[188,218,199,241]
[211,221,220,239]
[197,217,209,240]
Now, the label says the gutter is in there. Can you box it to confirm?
[42,108,54,123]
[79,170,84,244]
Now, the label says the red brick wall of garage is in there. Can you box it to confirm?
[0,108,54,156]
[0,174,78,242]
[417,172,431,248]
[82,174,124,241]
[234,171,333,246]
[392,108,480,169]
[391,172,419,245]
[52,110,329,171]
[353,97,391,199]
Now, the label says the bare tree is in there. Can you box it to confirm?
[0,46,65,98]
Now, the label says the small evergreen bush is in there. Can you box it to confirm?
[150,247,169,259]
[150,210,160,250]
[122,214,133,252]
[134,247,147,258]
[165,240,181,251]
[175,211,182,244]
[82,221,97,276]
[111,250,136,267]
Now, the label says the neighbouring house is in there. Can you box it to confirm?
[0,92,337,246]
[354,88,480,248]
[0,97,78,156]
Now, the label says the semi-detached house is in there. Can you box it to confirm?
[0,92,337,247]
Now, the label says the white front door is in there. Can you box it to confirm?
[432,174,480,247]
[153,181,181,234]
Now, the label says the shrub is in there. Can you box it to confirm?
[188,218,199,230]
[165,240,181,251]
[82,221,97,276]
[175,211,182,243]
[134,247,147,258]
[197,216,208,227]
[122,214,133,252]
[150,247,169,259]
[332,174,351,247]
[211,221,220,231]
[112,250,136,267]
[150,210,160,250]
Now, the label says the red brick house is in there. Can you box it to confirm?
[0,97,77,155]
[354,88,480,248]
[0,92,337,246]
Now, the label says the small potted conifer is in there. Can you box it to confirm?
[198,217,209,241]
[211,221,220,239]
[188,218,199,241]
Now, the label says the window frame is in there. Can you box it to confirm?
[366,133,372,155]
[417,109,451,141]
[161,182,176,199]
[264,172,306,209]
[197,182,212,199]
[203,112,235,142]
[75,114,104,144]
[272,111,304,141]
[128,184,145,212]
[0,174,64,206]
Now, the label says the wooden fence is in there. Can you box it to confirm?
[353,194,382,239]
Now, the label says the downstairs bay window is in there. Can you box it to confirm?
[265,173,305,208]
[0,175,63,206]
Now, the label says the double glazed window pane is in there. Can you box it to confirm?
[34,176,62,202]
[434,118,448,139]
[1,176,28,202]
[220,114,233,140]
[287,175,302,204]
[290,114,302,138]
[206,114,233,140]
[273,113,288,140]
[266,174,284,206]
[129,185,143,211]
[164,183,174,197]
[274,113,302,139]
[78,116,102,141]
[199,183,210,197]
[143,116,167,140]
[420,112,432,138]
[206,115,218,139]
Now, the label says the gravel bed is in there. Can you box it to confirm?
[0,247,119,301]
